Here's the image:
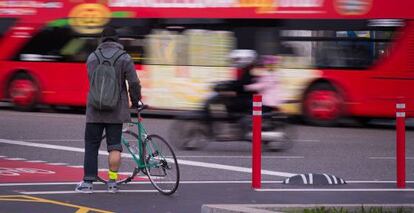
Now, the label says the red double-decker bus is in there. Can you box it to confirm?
[0,0,412,125]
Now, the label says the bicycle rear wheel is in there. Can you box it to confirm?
[143,134,180,195]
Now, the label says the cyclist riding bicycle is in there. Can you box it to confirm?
[204,49,258,117]
[171,49,293,150]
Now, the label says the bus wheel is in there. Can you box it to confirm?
[303,83,343,126]
[7,74,39,111]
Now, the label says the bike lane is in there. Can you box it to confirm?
[0,157,129,183]
[0,157,122,213]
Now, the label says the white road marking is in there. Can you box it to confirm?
[0,111,84,119]
[309,173,313,184]
[322,173,332,184]
[211,204,414,209]
[176,158,295,177]
[21,190,158,195]
[346,180,414,183]
[300,174,307,184]
[25,160,47,163]
[332,176,338,184]
[369,157,414,160]
[68,165,84,168]
[47,163,68,166]
[179,155,304,159]
[0,138,296,178]
[293,139,320,143]
[256,188,414,192]
[25,139,83,142]
[4,158,26,161]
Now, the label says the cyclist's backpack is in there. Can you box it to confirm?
[88,49,125,111]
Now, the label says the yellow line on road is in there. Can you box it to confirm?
[0,195,113,213]
[75,208,91,213]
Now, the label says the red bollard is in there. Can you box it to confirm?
[396,102,406,188]
[252,95,262,189]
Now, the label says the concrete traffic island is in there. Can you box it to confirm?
[201,204,414,213]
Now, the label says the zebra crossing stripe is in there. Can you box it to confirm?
[309,173,313,184]
[300,174,307,184]
[332,176,338,184]
[323,173,333,184]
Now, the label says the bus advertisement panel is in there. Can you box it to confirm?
[0,0,413,125]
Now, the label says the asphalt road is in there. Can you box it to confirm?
[1,108,414,213]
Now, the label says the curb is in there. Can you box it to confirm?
[201,204,283,213]
[201,204,414,213]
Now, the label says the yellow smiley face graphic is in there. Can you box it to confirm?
[69,3,111,34]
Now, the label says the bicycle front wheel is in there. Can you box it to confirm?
[143,134,180,195]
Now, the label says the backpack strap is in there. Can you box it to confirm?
[93,51,102,65]
[109,50,126,66]
[97,48,126,66]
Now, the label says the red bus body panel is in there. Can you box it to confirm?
[319,21,414,118]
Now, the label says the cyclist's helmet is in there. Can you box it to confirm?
[229,49,258,68]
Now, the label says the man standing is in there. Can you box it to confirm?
[76,26,141,193]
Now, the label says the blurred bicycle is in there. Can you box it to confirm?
[169,50,295,151]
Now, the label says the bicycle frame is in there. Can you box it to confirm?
[121,119,147,169]
[121,113,167,172]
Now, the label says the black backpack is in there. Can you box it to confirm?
[88,49,125,111]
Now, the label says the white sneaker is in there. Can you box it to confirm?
[75,181,93,194]
[107,180,119,193]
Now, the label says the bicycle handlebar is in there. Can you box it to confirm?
[136,100,149,113]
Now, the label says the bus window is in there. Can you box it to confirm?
[111,18,235,67]
[234,27,278,56]
[108,19,151,64]
[144,28,234,67]
[184,29,234,66]
[60,37,97,62]
[119,38,144,64]
[16,26,71,61]
[15,26,98,62]
[0,18,16,37]
[279,29,395,69]
[145,29,183,65]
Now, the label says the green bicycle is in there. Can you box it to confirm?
[98,104,180,195]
